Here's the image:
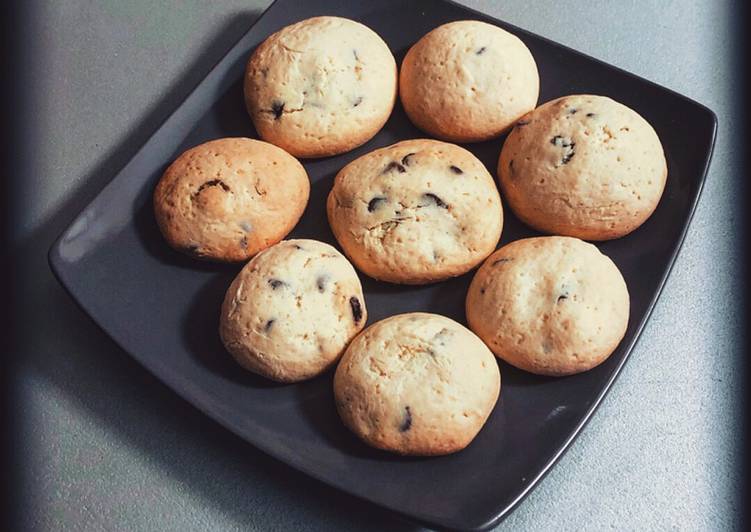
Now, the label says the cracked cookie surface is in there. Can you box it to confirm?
[220,239,367,382]
[153,138,309,262]
[466,236,630,376]
[244,16,397,158]
[333,312,500,456]
[400,20,539,142]
[498,94,667,240]
[327,139,503,284]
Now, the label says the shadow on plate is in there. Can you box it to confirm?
[288,167,338,243]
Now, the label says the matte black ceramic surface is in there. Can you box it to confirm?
[48,0,717,529]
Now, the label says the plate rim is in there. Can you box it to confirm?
[47,0,719,529]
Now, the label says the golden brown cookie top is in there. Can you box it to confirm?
[400,20,539,142]
[334,312,500,455]
[327,139,503,284]
[153,137,309,262]
[220,239,366,382]
[498,94,667,240]
[466,236,630,376]
[244,16,397,158]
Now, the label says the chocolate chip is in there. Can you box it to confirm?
[551,135,575,165]
[384,161,406,173]
[292,244,303,250]
[196,179,230,194]
[492,257,513,266]
[480,287,486,294]
[551,135,570,147]
[516,119,530,126]
[353,49,359,61]
[316,275,328,292]
[509,159,514,174]
[568,108,578,115]
[557,294,568,302]
[271,100,284,119]
[449,165,463,174]
[433,327,449,346]
[268,279,286,289]
[264,319,275,332]
[240,236,248,249]
[561,150,575,164]
[421,193,448,209]
[367,196,387,212]
[399,406,412,432]
[476,46,487,55]
[353,96,363,107]
[349,297,363,324]
[401,153,416,166]
[586,112,596,118]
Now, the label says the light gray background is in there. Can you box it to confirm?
[12,1,744,530]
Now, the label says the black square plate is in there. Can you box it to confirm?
[48,0,717,529]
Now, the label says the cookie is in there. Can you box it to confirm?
[153,138,309,262]
[219,239,367,382]
[498,95,668,240]
[399,20,539,142]
[334,312,500,455]
[466,236,629,376]
[244,16,397,158]
[327,139,503,284]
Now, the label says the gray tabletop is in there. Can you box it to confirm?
[12,1,743,530]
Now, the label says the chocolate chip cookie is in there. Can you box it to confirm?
[327,139,503,284]
[334,312,500,455]
[220,239,367,382]
[498,95,668,240]
[153,137,309,262]
[244,16,397,158]
[400,20,539,142]
[466,236,630,376]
